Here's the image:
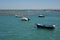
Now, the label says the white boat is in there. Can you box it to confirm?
[21,17,30,21]
[15,15,20,18]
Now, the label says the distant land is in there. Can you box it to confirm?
[0,9,60,16]
[0,9,60,11]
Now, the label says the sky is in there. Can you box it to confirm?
[0,0,60,9]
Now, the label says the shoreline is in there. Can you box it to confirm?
[0,10,60,16]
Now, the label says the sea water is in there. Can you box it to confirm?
[0,10,60,40]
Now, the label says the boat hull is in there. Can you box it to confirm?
[38,15,45,17]
[36,24,55,29]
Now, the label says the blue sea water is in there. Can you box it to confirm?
[0,10,60,40]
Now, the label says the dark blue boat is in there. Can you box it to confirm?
[36,24,55,29]
[38,15,45,17]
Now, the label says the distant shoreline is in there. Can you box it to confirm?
[0,9,60,11]
[0,9,60,16]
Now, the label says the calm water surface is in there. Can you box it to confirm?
[0,10,60,40]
